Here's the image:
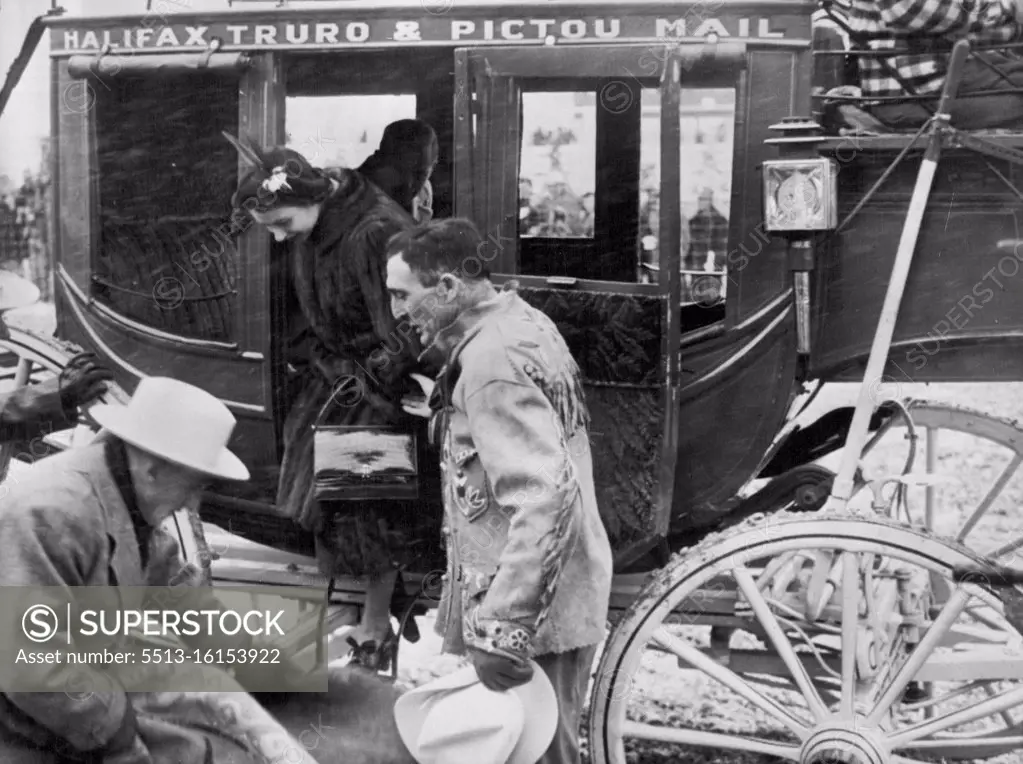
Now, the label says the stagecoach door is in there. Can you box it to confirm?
[454,44,744,567]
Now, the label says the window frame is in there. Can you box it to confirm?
[519,86,598,243]
[88,68,243,347]
[49,52,281,453]
[642,84,739,305]
[458,45,745,296]
[281,48,455,221]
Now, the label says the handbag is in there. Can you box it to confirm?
[312,392,420,502]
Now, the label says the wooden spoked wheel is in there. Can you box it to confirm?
[826,400,1023,561]
[0,327,213,581]
[588,513,1023,764]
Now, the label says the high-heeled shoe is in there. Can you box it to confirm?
[345,631,399,676]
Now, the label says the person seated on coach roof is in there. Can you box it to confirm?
[844,0,1023,130]
[0,376,319,764]
[0,269,112,442]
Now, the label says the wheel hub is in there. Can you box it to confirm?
[801,724,887,764]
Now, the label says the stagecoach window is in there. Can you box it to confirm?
[517,85,652,283]
[639,87,736,304]
[285,94,417,169]
[519,91,596,240]
[92,73,240,342]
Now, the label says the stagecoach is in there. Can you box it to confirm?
[6,0,1023,761]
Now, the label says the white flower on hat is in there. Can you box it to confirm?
[261,166,293,193]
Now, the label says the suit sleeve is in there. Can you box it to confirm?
[461,377,580,660]
[0,377,73,443]
[0,496,140,757]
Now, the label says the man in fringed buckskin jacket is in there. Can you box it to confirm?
[385,218,613,764]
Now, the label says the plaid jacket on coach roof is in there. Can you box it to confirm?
[841,0,1023,98]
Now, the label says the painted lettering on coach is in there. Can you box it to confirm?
[52,14,797,51]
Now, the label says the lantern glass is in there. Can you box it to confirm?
[763,158,838,232]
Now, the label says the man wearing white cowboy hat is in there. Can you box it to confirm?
[0,269,113,441]
[0,376,323,764]
[394,659,558,764]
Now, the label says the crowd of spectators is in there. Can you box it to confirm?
[519,175,594,238]
[519,172,729,302]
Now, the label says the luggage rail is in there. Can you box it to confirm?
[814,130,1023,155]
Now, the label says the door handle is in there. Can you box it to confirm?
[546,276,578,288]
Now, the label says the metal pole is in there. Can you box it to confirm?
[827,41,971,509]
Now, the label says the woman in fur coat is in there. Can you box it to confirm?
[229,140,427,671]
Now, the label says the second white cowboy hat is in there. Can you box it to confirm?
[394,661,557,764]
[90,376,249,481]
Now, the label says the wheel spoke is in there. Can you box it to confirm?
[956,453,1021,543]
[757,551,801,594]
[649,627,810,736]
[992,533,1023,560]
[621,720,800,760]
[840,552,858,718]
[734,565,830,722]
[903,735,1023,753]
[865,585,972,726]
[923,425,937,528]
[963,602,1010,633]
[983,681,1017,727]
[891,755,933,764]
[889,684,1023,747]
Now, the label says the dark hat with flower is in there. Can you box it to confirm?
[224,132,335,213]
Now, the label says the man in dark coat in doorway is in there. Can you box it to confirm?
[357,119,438,218]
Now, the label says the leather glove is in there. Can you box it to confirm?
[468,647,534,692]
[59,352,113,418]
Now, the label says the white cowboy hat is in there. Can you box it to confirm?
[394,662,557,764]
[0,270,40,313]
[90,376,249,481]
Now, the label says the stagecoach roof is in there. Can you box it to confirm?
[49,0,815,21]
